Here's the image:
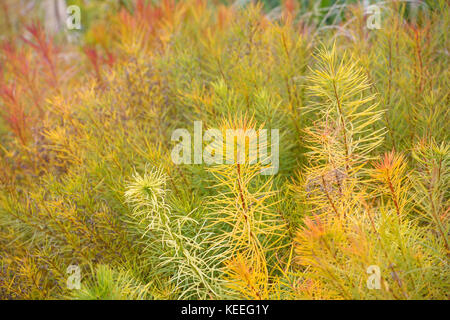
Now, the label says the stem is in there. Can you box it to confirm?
[332,80,350,172]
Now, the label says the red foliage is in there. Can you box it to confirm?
[282,0,297,22]
[83,47,116,83]
[0,81,28,145]
[0,21,61,144]
[21,21,59,87]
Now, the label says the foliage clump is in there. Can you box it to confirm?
[0,0,448,299]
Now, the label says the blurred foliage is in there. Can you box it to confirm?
[0,0,448,299]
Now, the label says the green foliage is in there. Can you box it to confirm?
[0,0,448,300]
[72,265,150,300]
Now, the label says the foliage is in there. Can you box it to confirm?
[0,0,448,299]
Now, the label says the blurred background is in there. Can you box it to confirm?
[0,0,438,41]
